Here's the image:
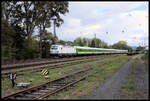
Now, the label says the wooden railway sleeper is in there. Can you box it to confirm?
[50,85,62,88]
[45,88,56,90]
[23,94,36,98]
[51,83,66,86]
[15,97,34,100]
[38,89,50,93]
[32,92,45,95]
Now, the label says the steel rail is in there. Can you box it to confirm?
[1,55,106,77]
[1,55,120,79]
[2,67,91,100]
[1,57,85,70]
[2,55,101,71]
[36,74,88,99]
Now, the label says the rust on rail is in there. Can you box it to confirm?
[2,67,91,100]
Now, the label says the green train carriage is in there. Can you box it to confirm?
[75,46,128,55]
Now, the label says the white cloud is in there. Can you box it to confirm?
[130,33,148,39]
[60,19,101,40]
[66,18,81,28]
[119,10,148,33]
[52,2,149,47]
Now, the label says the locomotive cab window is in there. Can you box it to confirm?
[51,46,58,50]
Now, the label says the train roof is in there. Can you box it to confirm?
[51,44,127,51]
[74,46,127,51]
[51,44,75,48]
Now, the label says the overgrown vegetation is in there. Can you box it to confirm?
[120,56,140,99]
[131,58,140,69]
[46,55,132,99]
[141,53,148,65]
[121,78,136,99]
[1,55,132,97]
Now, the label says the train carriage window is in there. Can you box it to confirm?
[77,48,112,52]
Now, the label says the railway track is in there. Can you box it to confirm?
[2,55,119,79]
[2,57,85,71]
[2,55,105,71]
[2,67,92,100]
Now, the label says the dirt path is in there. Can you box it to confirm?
[131,55,148,99]
[90,54,144,99]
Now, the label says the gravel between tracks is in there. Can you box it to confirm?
[90,54,146,99]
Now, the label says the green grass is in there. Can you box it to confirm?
[1,55,132,98]
[120,56,140,99]
[1,72,48,96]
[141,53,149,65]
[131,58,140,69]
[121,77,136,99]
[2,61,75,73]
[120,76,136,99]
[1,55,120,96]
[47,55,132,99]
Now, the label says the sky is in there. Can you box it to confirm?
[46,1,149,47]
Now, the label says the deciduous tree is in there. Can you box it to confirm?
[112,41,132,50]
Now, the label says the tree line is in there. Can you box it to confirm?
[59,37,132,50]
[1,1,133,63]
[1,1,69,62]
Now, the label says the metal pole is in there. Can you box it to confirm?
[53,19,56,44]
[95,33,96,47]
